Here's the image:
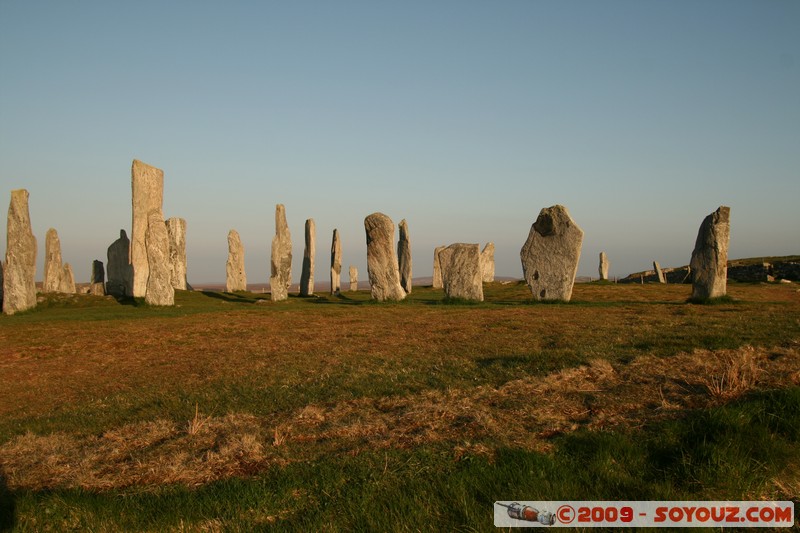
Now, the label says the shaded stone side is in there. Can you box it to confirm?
[300,219,316,296]
[144,211,174,306]
[439,243,484,301]
[432,245,445,289]
[166,217,188,290]
[226,229,247,292]
[331,229,342,294]
[107,230,133,297]
[690,206,730,300]
[480,242,495,283]
[397,219,412,294]
[270,204,292,302]
[364,212,406,301]
[349,265,358,292]
[3,189,37,315]
[131,160,164,298]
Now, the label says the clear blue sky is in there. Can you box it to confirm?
[2,1,798,283]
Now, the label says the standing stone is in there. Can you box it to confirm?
[226,229,247,292]
[270,204,292,301]
[349,265,358,291]
[653,261,666,284]
[432,245,445,289]
[300,219,316,296]
[3,190,37,315]
[131,160,164,298]
[599,252,609,281]
[364,212,406,301]
[165,217,188,290]
[439,243,484,301]
[107,230,133,297]
[520,205,584,302]
[397,219,412,294]
[60,264,76,294]
[144,211,174,306]
[90,260,106,296]
[43,228,67,293]
[0,261,4,302]
[690,206,731,300]
[330,229,342,294]
[480,242,495,283]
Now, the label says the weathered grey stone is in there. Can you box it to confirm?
[43,228,68,293]
[653,261,666,284]
[144,211,174,306]
[165,217,187,290]
[349,265,358,292]
[330,229,342,294]
[131,159,164,298]
[690,206,730,300]
[61,263,76,294]
[226,229,247,292]
[300,219,316,296]
[107,229,133,297]
[480,242,495,283]
[3,189,37,315]
[397,219,412,294]
[270,204,292,301]
[364,212,406,301]
[599,252,609,281]
[520,205,584,302]
[90,260,106,296]
[439,243,484,301]
[432,246,445,289]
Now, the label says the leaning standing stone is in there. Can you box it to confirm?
[90,260,106,296]
[3,189,37,315]
[300,219,316,296]
[397,219,412,294]
[349,265,358,292]
[330,229,342,294]
[520,205,584,302]
[270,204,292,301]
[432,245,445,289]
[480,242,495,283]
[131,160,164,298]
[165,217,188,290]
[364,212,406,301]
[226,229,247,292]
[107,229,133,297]
[653,261,666,284]
[599,252,609,281]
[690,206,730,300]
[439,243,484,301]
[144,211,174,306]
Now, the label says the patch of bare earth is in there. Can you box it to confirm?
[1,344,798,492]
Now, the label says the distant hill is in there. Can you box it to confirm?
[619,255,799,284]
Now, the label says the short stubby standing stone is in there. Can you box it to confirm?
[270,204,292,301]
[480,242,495,283]
[61,263,76,294]
[43,228,66,293]
[364,212,406,301]
[439,243,484,301]
[331,229,342,294]
[131,160,164,298]
[690,206,730,300]
[300,219,316,296]
[226,229,247,292]
[90,260,106,296]
[599,252,609,281]
[349,265,358,291]
[397,219,412,294]
[653,261,666,284]
[144,211,174,306]
[166,217,188,290]
[3,189,37,315]
[520,205,584,302]
[432,245,445,289]
[107,230,133,297]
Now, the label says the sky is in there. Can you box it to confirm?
[1,1,798,284]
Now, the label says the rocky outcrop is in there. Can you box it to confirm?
[349,265,358,292]
[106,230,133,297]
[165,217,188,290]
[300,219,316,297]
[432,246,445,289]
[480,242,495,283]
[599,252,609,281]
[226,230,247,292]
[131,160,164,298]
[270,204,292,301]
[364,213,406,301]
[144,211,174,306]
[439,243,484,301]
[3,189,37,315]
[397,219,412,294]
[331,229,342,294]
[690,206,730,300]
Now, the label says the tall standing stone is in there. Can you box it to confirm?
[270,204,292,301]
[3,189,37,315]
[330,229,342,294]
[397,219,412,294]
[349,265,358,291]
[520,205,584,302]
[300,219,316,296]
[131,159,164,298]
[226,229,247,292]
[480,242,495,283]
[599,252,609,281]
[90,260,106,296]
[107,230,133,297]
[432,245,445,289]
[144,211,174,306]
[43,228,67,293]
[364,212,406,301]
[653,261,666,284]
[165,217,188,290]
[690,206,730,300]
[439,243,484,301]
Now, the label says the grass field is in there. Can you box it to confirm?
[1,281,799,531]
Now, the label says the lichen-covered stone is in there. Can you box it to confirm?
[364,212,405,301]
[480,242,495,283]
[226,229,247,292]
[43,228,66,293]
[166,217,188,290]
[439,243,484,301]
[144,211,174,306]
[270,204,292,301]
[3,189,37,315]
[599,252,609,281]
[653,261,666,284]
[690,206,730,299]
[131,160,164,298]
[349,265,358,292]
[397,219,412,294]
[432,245,445,289]
[331,229,342,294]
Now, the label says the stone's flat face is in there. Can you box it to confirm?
[226,229,247,292]
[331,229,342,294]
[270,204,292,301]
[43,228,65,293]
[131,160,164,298]
[653,261,666,284]
[61,263,76,294]
[107,229,133,297]
[165,218,187,290]
[364,212,406,301]
[349,265,358,291]
[300,219,316,296]
[480,242,495,283]
[144,211,174,306]
[3,189,37,315]
[432,245,445,289]
[599,252,609,281]
[90,260,106,296]
[690,206,730,299]
[520,205,584,302]
[439,243,484,301]
[397,219,412,294]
